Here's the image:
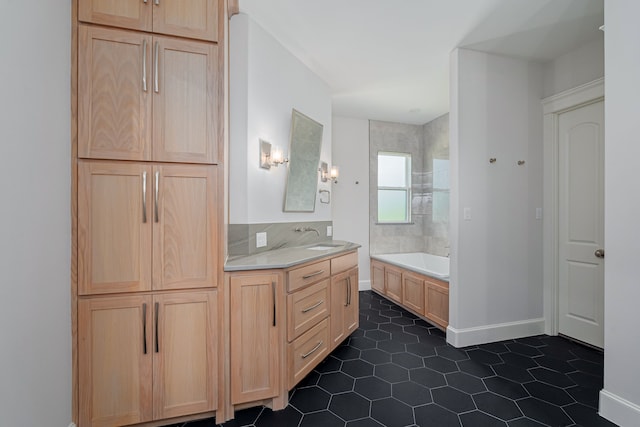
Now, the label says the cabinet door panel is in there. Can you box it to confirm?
[425,281,449,329]
[79,0,152,32]
[371,261,385,294]
[331,268,359,350]
[153,0,219,42]
[153,291,217,419]
[153,37,218,164]
[385,266,402,303]
[79,161,152,295]
[402,273,425,315]
[79,25,152,161]
[230,274,282,404]
[153,165,217,290]
[79,296,153,427]
[345,268,359,335]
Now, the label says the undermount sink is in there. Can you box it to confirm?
[306,243,343,251]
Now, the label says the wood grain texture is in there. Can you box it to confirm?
[228,0,239,18]
[286,279,329,342]
[71,0,79,422]
[78,161,153,295]
[152,164,218,290]
[229,273,282,404]
[370,260,385,294]
[153,291,218,419]
[154,0,218,42]
[79,0,152,31]
[286,260,330,292]
[402,272,425,315]
[330,251,357,275]
[288,318,329,389]
[330,267,359,351]
[425,278,449,329]
[344,267,359,337]
[78,25,152,161]
[78,295,153,427]
[384,265,403,303]
[153,36,218,164]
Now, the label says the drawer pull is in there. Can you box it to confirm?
[346,276,351,307]
[142,303,147,354]
[302,270,325,280]
[301,300,323,313]
[272,281,276,327]
[301,341,323,359]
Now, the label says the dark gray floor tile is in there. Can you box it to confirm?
[564,403,618,427]
[392,352,424,369]
[432,387,475,413]
[225,406,262,425]
[370,397,414,427]
[255,406,302,427]
[391,332,419,344]
[329,392,371,421]
[316,355,342,373]
[424,356,459,373]
[478,342,511,354]
[515,336,546,348]
[437,346,469,361]
[570,359,604,377]
[354,376,391,400]
[501,352,538,369]
[473,391,522,421]
[524,381,574,406]
[346,418,384,427]
[365,329,391,341]
[446,371,486,394]
[391,316,416,326]
[568,371,603,389]
[185,417,218,426]
[566,384,600,409]
[467,349,503,365]
[377,339,406,354]
[350,337,377,350]
[392,381,432,407]
[342,359,375,378]
[529,367,575,388]
[403,325,431,336]
[300,411,344,427]
[483,376,529,400]
[460,410,507,427]
[493,363,534,383]
[507,418,546,427]
[290,386,331,413]
[406,342,437,357]
[319,371,354,393]
[378,323,404,334]
[380,309,403,318]
[532,355,575,373]
[297,370,320,387]
[333,345,361,361]
[361,348,392,365]
[457,359,495,378]
[410,367,447,388]
[414,404,461,427]
[418,333,448,347]
[517,397,573,426]
[375,363,409,383]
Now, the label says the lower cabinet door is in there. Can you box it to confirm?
[402,272,425,315]
[153,291,218,419]
[230,273,282,404]
[78,295,153,427]
[330,267,359,350]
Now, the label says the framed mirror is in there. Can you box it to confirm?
[283,109,324,212]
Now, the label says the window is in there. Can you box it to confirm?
[377,152,411,223]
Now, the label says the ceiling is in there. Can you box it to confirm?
[238,0,604,125]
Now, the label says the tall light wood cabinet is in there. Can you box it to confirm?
[73,1,224,425]
[229,273,283,404]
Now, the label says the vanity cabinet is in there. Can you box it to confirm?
[78,291,218,426]
[78,161,218,295]
[330,267,359,351]
[78,25,219,164]
[79,0,219,42]
[370,259,449,330]
[229,272,284,405]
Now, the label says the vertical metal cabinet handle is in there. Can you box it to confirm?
[272,281,276,327]
[154,41,159,93]
[142,39,147,92]
[347,276,352,306]
[142,171,147,223]
[154,302,159,353]
[155,0,160,5]
[154,171,159,222]
[142,303,147,354]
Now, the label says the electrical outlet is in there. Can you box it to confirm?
[463,207,471,221]
[256,232,267,248]
[326,226,333,237]
[536,207,542,220]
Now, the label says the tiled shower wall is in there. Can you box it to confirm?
[369,114,450,256]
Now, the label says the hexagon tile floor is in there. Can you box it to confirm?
[166,291,617,427]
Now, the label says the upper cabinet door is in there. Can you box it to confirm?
[152,164,218,290]
[153,0,219,42]
[152,36,218,164]
[79,0,153,32]
[79,0,218,42]
[78,25,152,161]
[78,161,153,295]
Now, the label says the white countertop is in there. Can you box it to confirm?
[224,240,361,271]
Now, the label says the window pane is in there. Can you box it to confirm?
[378,154,407,187]
[432,191,449,223]
[378,189,407,222]
[433,159,450,190]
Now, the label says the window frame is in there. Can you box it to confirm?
[377,151,412,224]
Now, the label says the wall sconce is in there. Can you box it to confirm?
[259,139,288,169]
[319,161,339,183]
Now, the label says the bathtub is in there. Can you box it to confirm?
[370,252,449,280]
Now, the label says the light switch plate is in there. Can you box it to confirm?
[326,226,333,237]
[463,207,471,221]
[256,232,267,248]
[536,208,542,220]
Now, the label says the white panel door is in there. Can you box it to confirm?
[558,100,604,348]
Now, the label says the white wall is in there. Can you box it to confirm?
[229,13,332,225]
[599,1,640,425]
[0,2,71,426]
[542,37,604,99]
[332,116,371,286]
[448,49,544,347]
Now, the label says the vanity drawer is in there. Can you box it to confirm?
[331,251,358,275]
[287,279,329,341]
[287,260,331,292]
[288,318,329,389]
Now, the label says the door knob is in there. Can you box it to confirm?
[595,249,605,259]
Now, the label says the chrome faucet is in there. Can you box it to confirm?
[294,226,320,236]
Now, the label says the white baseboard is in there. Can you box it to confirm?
[68,423,77,427]
[446,318,545,347]
[359,279,371,291]
[599,389,640,427]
